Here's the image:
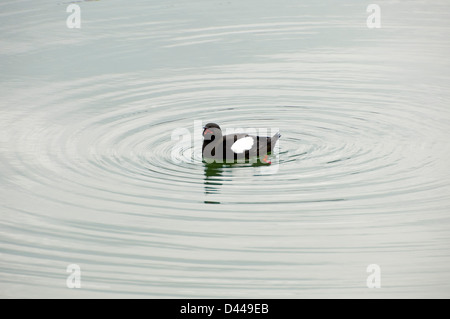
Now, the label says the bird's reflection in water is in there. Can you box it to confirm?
[203,159,272,205]
[203,162,225,204]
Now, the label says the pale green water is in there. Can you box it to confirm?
[1,0,450,298]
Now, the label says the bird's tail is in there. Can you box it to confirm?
[271,132,281,144]
[268,132,281,153]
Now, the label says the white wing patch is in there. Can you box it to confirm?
[231,136,254,154]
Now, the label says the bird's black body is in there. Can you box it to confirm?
[202,123,281,164]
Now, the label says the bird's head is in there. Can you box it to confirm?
[202,123,222,140]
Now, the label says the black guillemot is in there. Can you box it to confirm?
[202,123,281,164]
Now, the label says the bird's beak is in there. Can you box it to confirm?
[203,127,213,135]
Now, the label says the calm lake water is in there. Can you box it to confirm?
[1,0,450,298]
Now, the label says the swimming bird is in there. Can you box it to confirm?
[202,123,281,164]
